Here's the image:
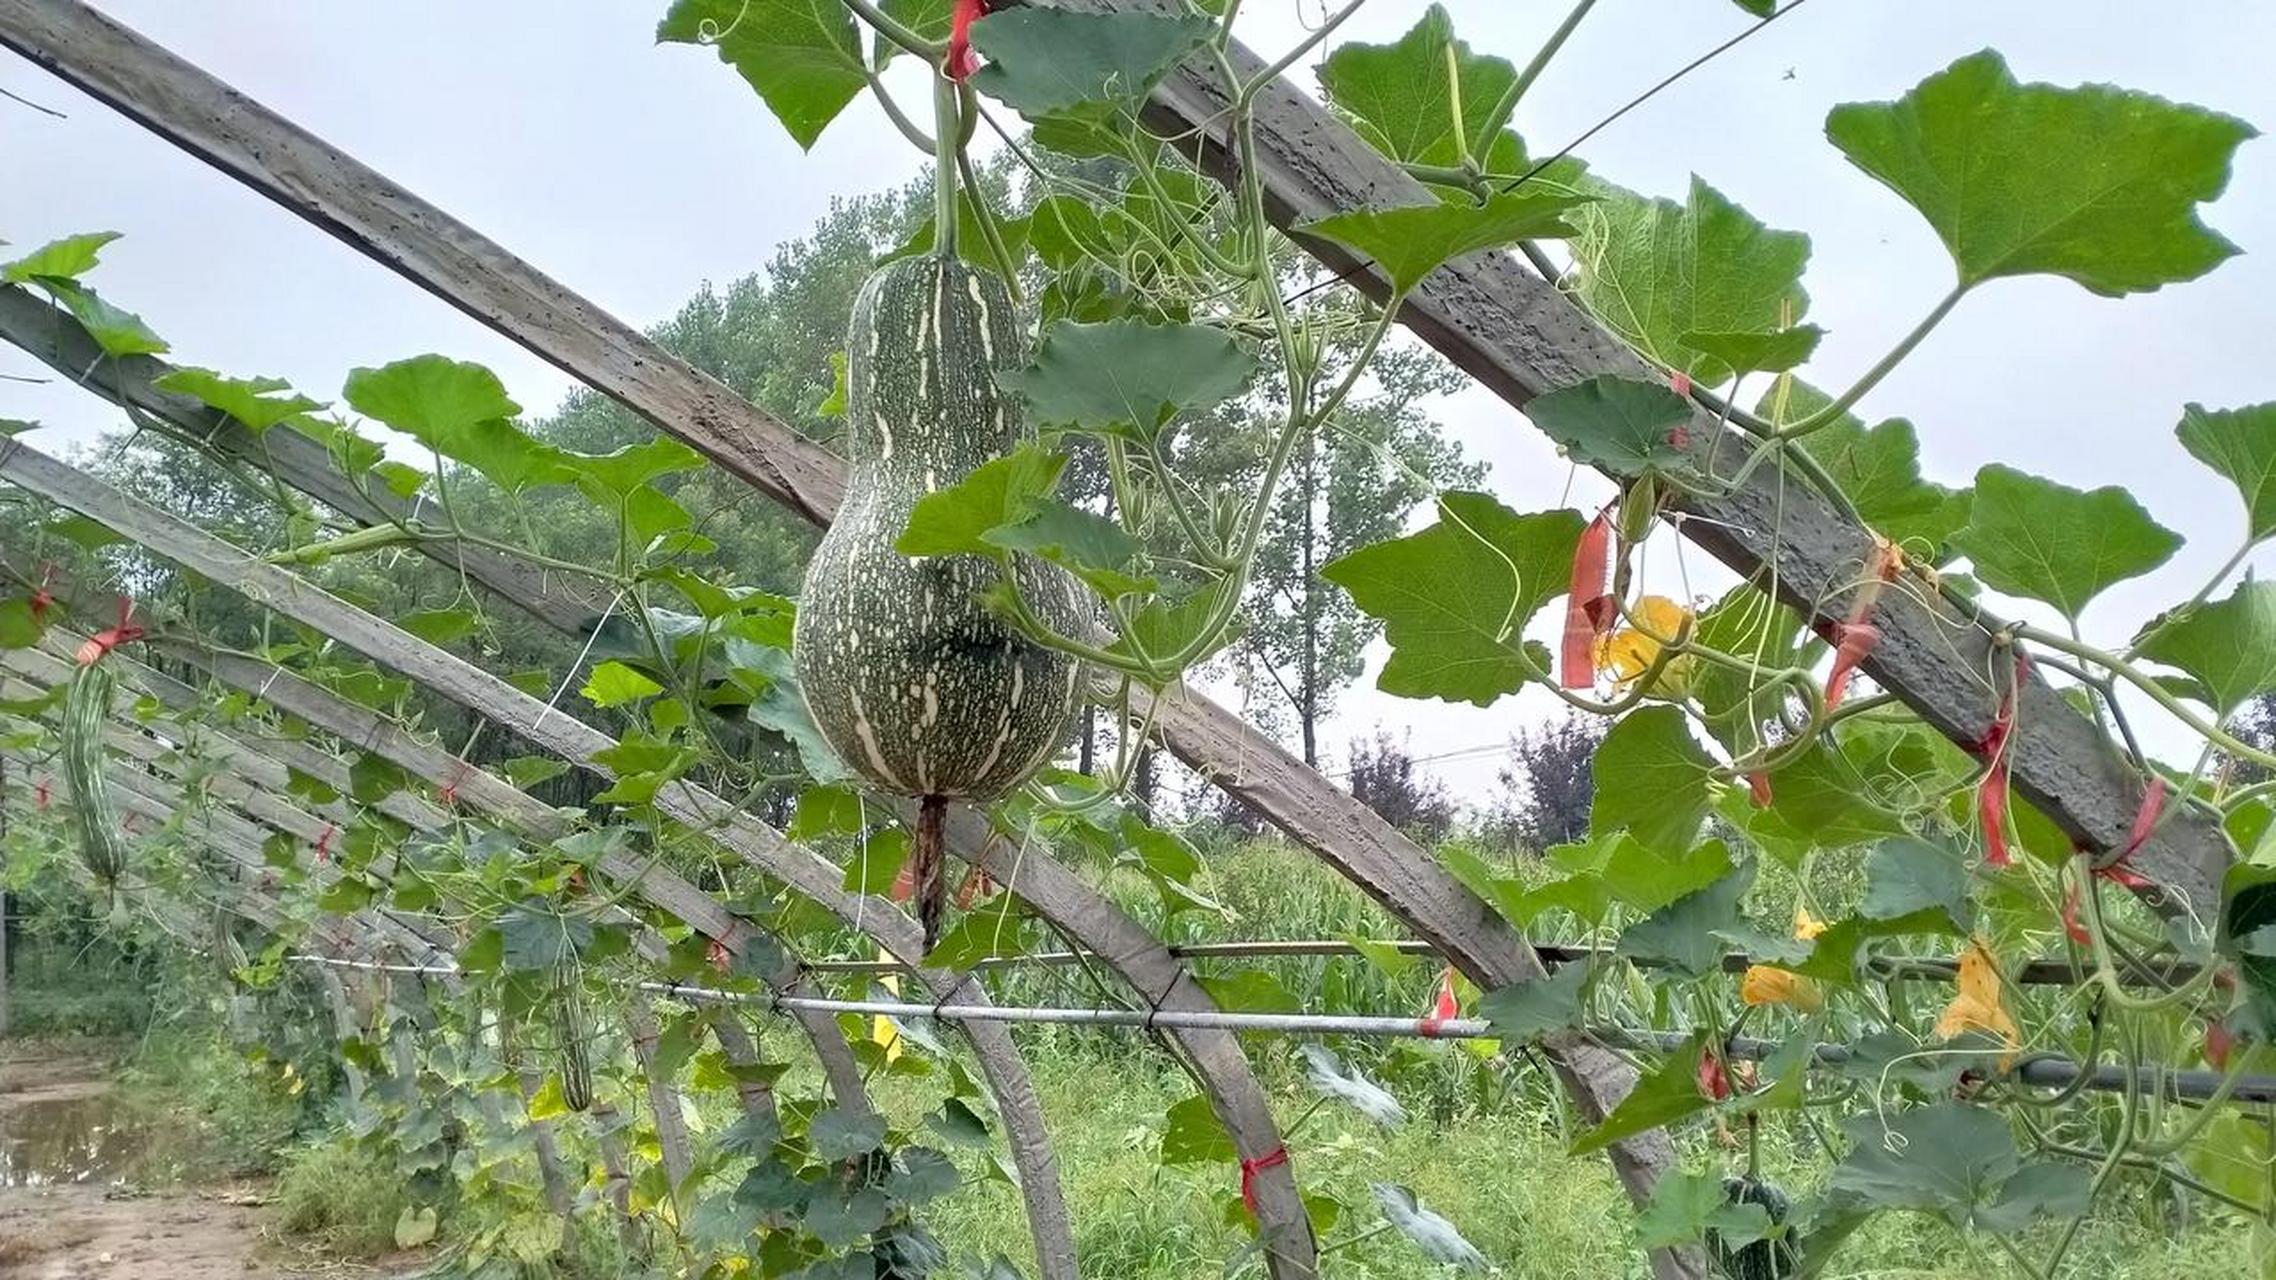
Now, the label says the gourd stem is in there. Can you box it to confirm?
[916,794,949,949]
[933,74,961,258]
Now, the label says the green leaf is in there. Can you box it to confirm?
[1197,969,1300,1014]
[808,1107,886,1161]
[1825,49,2254,295]
[344,355,569,494]
[496,903,591,972]
[0,598,44,649]
[41,279,167,357]
[925,896,1027,971]
[1299,1043,1406,1128]
[1323,494,1580,706]
[398,607,477,646]
[1300,191,1591,293]
[1001,320,1255,441]
[1569,176,1812,384]
[982,499,1150,598]
[1679,326,1823,375]
[1951,463,2181,617]
[1525,375,1692,474]
[1791,414,1970,555]
[2,231,121,284]
[886,1147,960,1206]
[1757,742,1909,849]
[1316,6,1517,168]
[2178,402,2276,542]
[152,367,322,433]
[1831,1103,2088,1231]
[525,1072,570,1122]
[1478,962,1589,1045]
[1590,706,1714,856]
[1571,1031,1717,1154]
[2134,581,2276,715]
[805,1187,891,1250]
[1634,1170,1777,1251]
[581,660,664,708]
[1159,1093,1235,1166]
[879,192,1034,276]
[656,0,864,151]
[1372,1182,1487,1271]
[1861,837,1974,934]
[394,1206,439,1250]
[1601,836,1736,915]
[1618,863,1754,978]
[560,437,705,500]
[896,445,1067,558]
[969,8,1213,118]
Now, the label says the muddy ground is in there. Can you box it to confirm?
[0,1041,394,1279]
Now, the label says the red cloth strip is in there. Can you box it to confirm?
[74,598,143,666]
[1561,513,1612,688]
[946,0,986,80]
[1239,1146,1289,1216]
[1419,966,1458,1037]
[314,823,336,864]
[2061,779,2165,943]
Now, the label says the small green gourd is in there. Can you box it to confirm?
[554,963,593,1113]
[1708,1175,1800,1280]
[794,253,1085,945]
[62,656,130,920]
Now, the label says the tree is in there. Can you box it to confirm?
[1345,730,1454,844]
[1487,714,1605,853]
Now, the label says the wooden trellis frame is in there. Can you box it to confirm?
[0,448,1094,1275]
[0,310,1321,1271]
[0,3,2240,1276]
[0,638,820,1142]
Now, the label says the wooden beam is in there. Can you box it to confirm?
[0,284,614,634]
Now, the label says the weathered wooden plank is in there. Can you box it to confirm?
[622,996,697,1198]
[0,438,1077,1279]
[0,285,614,634]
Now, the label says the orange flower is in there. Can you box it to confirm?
[1934,939,2020,1059]
[1596,595,1699,696]
[1740,908,1829,1012]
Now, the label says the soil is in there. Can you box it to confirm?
[0,1041,407,1280]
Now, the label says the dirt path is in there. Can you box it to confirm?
[0,1042,394,1280]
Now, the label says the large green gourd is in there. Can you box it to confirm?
[795,253,1086,943]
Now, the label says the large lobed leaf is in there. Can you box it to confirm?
[1826,49,2254,296]
[1322,493,1581,706]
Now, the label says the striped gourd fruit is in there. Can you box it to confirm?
[794,253,1086,945]
[554,964,593,1113]
[62,659,129,912]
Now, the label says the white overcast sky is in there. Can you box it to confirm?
[4,2,2273,802]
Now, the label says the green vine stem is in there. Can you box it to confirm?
[1472,0,1601,155]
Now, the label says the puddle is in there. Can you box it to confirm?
[0,1093,142,1188]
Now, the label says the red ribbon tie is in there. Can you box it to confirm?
[1239,1145,1289,1216]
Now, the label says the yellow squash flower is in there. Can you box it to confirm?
[1934,938,2020,1057]
[1596,595,1700,697]
[1741,907,1830,1012]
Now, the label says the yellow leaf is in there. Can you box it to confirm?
[1934,938,2019,1055]
[874,948,903,1063]
[1741,964,1823,1012]
[1596,595,1698,696]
